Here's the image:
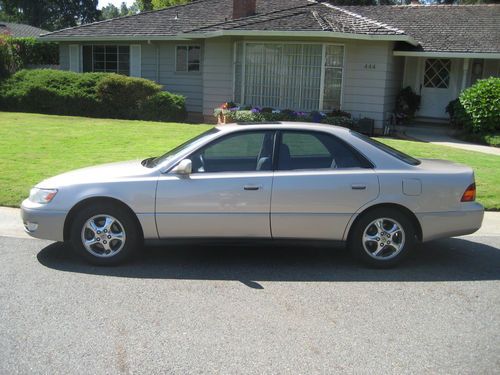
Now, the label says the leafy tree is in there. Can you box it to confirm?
[101,3,120,19]
[0,0,100,31]
[120,2,129,15]
[151,0,189,9]
[136,0,152,11]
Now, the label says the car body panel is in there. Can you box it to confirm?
[271,169,379,239]
[156,172,273,238]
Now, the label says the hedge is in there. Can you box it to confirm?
[0,36,58,78]
[0,69,187,122]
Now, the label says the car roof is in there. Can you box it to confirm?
[215,122,351,134]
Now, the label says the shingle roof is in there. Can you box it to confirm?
[346,5,500,53]
[0,22,48,38]
[39,0,500,54]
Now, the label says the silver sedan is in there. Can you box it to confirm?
[21,123,484,267]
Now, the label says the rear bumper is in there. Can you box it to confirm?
[21,199,66,242]
[417,203,484,242]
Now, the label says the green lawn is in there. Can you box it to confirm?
[0,111,498,210]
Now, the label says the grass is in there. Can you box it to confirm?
[0,111,498,210]
[456,132,500,148]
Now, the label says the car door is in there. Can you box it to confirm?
[155,130,275,238]
[271,130,379,240]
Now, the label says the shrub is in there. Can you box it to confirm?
[96,74,162,119]
[395,86,421,121]
[0,69,186,121]
[458,77,500,134]
[321,116,356,128]
[446,98,469,128]
[140,91,187,122]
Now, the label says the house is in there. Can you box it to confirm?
[39,0,500,127]
[0,22,49,38]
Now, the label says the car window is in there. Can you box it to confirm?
[191,131,274,173]
[278,131,365,170]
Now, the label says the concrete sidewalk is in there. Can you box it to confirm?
[400,126,500,156]
[1,206,499,240]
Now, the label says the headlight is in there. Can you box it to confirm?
[29,188,58,204]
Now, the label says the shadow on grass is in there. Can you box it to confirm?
[36,236,500,286]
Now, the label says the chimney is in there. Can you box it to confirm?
[233,0,256,20]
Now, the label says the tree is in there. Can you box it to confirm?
[0,0,100,31]
[101,3,120,19]
[151,0,189,9]
[120,2,129,15]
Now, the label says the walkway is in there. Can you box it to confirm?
[400,125,500,156]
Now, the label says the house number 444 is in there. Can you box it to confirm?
[364,64,376,69]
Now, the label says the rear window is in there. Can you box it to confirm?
[351,131,421,166]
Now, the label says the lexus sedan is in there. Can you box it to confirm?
[21,122,484,267]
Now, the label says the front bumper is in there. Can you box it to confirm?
[21,199,67,242]
[417,202,484,242]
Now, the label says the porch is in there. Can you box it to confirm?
[400,55,500,120]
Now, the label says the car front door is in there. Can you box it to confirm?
[271,130,379,240]
[155,130,275,238]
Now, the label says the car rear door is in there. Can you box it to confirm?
[270,130,379,240]
[155,130,275,238]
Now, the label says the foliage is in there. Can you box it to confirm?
[458,77,500,134]
[0,0,100,31]
[395,86,421,121]
[100,1,139,20]
[152,0,189,8]
[0,69,186,121]
[140,91,187,122]
[321,116,356,127]
[95,74,161,118]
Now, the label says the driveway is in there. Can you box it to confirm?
[0,226,499,373]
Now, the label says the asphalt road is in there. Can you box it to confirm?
[0,235,499,374]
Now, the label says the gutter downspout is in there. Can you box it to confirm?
[156,44,160,84]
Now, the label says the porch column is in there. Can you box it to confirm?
[461,58,470,91]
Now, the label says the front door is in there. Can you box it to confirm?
[155,130,274,238]
[271,130,379,240]
[418,58,457,118]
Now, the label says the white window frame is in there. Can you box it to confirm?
[232,41,345,111]
[175,45,202,73]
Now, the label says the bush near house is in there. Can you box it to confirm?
[0,36,58,78]
[214,103,355,128]
[0,69,187,121]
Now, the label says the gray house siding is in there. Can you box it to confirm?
[202,38,234,119]
[59,44,69,71]
[141,41,204,113]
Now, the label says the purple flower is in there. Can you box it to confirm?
[251,107,261,113]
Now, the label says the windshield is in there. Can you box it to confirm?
[351,131,421,166]
[149,128,220,167]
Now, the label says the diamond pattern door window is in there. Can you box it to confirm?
[424,59,451,88]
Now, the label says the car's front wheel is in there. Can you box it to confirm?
[349,208,416,267]
[70,202,140,265]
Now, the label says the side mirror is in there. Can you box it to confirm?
[171,159,192,175]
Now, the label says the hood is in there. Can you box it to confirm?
[37,159,155,188]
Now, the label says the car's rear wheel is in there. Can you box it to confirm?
[349,208,416,267]
[70,202,140,265]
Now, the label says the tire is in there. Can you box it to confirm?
[69,202,140,265]
[348,208,416,268]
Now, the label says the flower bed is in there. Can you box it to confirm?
[213,102,355,128]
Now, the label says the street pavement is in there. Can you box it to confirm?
[0,230,499,374]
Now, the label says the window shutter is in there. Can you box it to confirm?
[130,44,141,77]
[69,44,80,72]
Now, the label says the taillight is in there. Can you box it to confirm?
[461,183,476,202]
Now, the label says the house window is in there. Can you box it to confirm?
[82,45,130,75]
[176,46,201,72]
[234,42,344,111]
[424,58,451,88]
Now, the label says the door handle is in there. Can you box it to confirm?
[244,185,261,191]
[351,184,366,190]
